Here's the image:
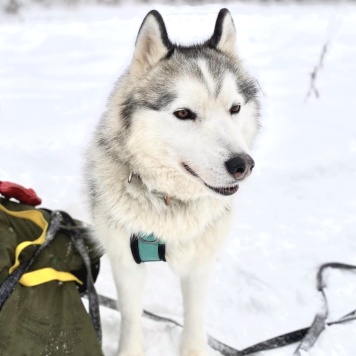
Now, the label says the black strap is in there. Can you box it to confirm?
[130,236,142,264]
[55,211,103,344]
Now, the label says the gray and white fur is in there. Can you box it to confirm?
[85,8,260,356]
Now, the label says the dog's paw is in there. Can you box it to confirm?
[117,332,144,356]
[181,349,209,356]
[118,346,144,356]
[181,332,209,356]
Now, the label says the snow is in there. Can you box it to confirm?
[1,2,356,355]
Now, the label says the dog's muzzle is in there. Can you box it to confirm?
[183,163,239,196]
[183,154,254,196]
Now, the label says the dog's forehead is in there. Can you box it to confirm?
[154,56,240,104]
[172,62,241,107]
[152,48,258,105]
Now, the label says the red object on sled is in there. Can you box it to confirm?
[0,181,42,206]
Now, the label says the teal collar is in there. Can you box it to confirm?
[130,233,166,264]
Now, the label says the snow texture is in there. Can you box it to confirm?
[1,2,356,355]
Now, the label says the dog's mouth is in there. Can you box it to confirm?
[182,163,239,196]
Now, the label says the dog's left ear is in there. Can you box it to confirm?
[208,9,237,56]
[130,10,172,77]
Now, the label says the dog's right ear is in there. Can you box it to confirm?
[130,10,172,77]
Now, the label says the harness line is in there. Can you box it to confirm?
[93,262,356,356]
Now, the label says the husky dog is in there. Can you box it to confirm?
[85,8,259,356]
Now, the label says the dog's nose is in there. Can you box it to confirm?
[225,155,255,179]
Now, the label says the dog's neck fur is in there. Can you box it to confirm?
[128,170,171,206]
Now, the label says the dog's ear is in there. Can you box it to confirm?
[208,9,237,56]
[130,10,171,77]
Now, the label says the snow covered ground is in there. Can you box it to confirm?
[1,2,356,355]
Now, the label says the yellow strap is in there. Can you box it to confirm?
[0,203,82,286]
[19,268,82,286]
[0,204,48,273]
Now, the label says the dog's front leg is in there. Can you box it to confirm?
[111,256,146,356]
[180,266,211,356]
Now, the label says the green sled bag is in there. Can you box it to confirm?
[0,197,103,356]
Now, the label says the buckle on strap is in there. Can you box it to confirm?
[130,233,166,264]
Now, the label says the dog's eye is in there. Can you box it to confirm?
[230,105,241,115]
[174,109,196,120]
